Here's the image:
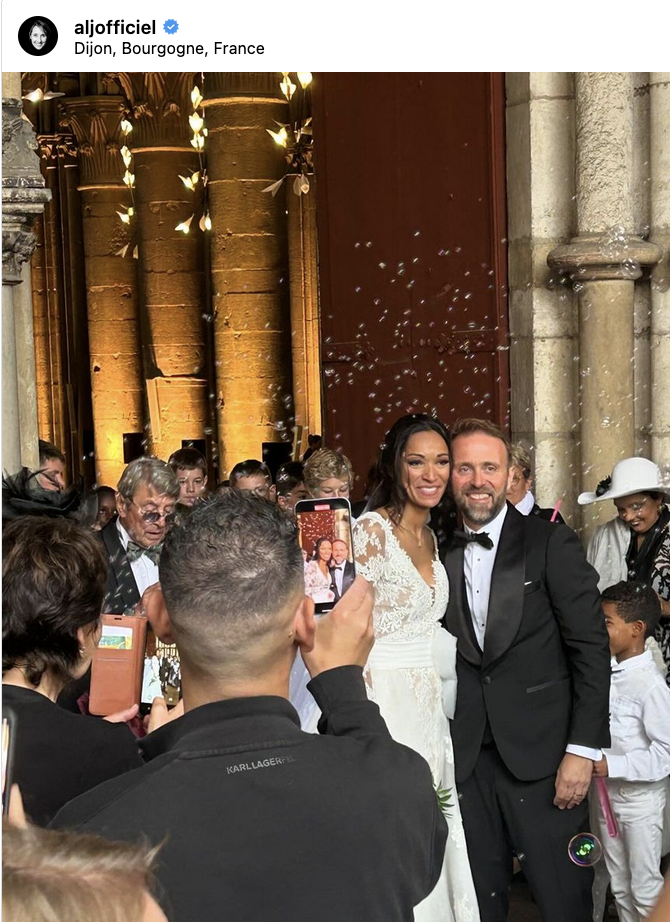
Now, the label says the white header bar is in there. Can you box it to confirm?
[1,1,664,73]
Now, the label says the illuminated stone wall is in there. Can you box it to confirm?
[62,96,144,487]
[116,72,209,463]
[508,73,667,537]
[204,73,294,475]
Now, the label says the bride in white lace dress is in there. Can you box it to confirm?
[353,415,479,922]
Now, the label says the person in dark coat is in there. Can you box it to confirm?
[443,418,611,922]
[99,458,180,614]
[329,537,356,600]
[2,517,142,825]
[53,492,447,922]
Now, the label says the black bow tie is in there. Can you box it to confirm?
[454,529,494,550]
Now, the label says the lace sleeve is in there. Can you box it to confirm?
[353,515,387,588]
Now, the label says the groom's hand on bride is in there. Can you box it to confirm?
[300,576,375,678]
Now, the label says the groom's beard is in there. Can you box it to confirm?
[455,488,507,528]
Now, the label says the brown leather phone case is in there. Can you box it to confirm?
[89,614,147,716]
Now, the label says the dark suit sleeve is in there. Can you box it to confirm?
[545,525,611,749]
[308,665,448,898]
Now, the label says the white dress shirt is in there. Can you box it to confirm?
[604,650,670,781]
[464,504,508,649]
[464,503,600,761]
[116,520,159,598]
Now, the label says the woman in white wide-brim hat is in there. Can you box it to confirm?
[579,457,670,683]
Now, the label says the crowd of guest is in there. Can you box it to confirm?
[2,423,669,922]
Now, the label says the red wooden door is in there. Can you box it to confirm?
[313,73,509,498]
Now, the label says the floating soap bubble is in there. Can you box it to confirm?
[568,833,603,867]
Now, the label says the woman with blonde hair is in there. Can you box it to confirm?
[303,448,354,499]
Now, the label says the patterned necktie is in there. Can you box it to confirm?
[126,540,162,566]
[453,529,494,550]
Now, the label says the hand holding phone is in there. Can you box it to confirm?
[140,629,181,713]
[295,497,356,613]
[89,614,147,716]
[300,576,375,677]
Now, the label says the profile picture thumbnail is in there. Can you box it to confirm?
[18,16,58,56]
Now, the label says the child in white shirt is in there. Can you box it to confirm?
[593,581,670,922]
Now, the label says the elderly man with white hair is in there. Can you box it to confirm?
[98,457,180,614]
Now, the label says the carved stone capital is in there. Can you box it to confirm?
[2,212,39,283]
[547,235,663,282]
[3,97,42,178]
[2,95,51,284]
[111,73,198,149]
[37,131,78,167]
[59,97,127,186]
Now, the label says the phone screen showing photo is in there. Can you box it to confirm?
[295,498,356,613]
[141,628,181,707]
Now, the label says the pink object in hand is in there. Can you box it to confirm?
[550,499,563,523]
[595,776,619,838]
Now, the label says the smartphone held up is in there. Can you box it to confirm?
[89,609,181,717]
[295,498,356,613]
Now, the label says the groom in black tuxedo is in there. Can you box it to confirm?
[443,419,610,922]
[329,538,356,601]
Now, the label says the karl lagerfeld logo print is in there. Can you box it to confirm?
[226,755,296,775]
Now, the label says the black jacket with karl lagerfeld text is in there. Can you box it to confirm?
[52,666,447,922]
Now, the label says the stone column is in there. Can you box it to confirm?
[649,73,670,470]
[33,134,70,459]
[203,73,293,475]
[2,73,50,474]
[287,177,322,455]
[631,74,652,460]
[61,96,145,486]
[506,74,579,523]
[30,215,55,442]
[115,73,208,462]
[548,73,661,538]
[14,261,41,469]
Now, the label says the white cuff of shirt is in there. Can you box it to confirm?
[566,744,602,761]
[603,753,626,778]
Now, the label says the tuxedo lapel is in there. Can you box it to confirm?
[101,522,141,612]
[482,504,526,670]
[444,545,482,666]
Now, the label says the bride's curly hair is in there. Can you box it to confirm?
[364,414,456,553]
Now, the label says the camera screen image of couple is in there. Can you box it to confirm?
[141,632,181,707]
[298,508,355,605]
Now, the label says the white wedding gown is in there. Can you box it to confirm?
[353,512,479,922]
